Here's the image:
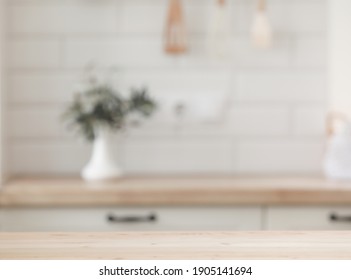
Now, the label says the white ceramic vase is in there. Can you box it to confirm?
[81,128,122,181]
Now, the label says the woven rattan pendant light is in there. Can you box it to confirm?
[164,0,187,54]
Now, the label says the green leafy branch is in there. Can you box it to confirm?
[63,84,157,141]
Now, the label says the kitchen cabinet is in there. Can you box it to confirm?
[266,206,351,230]
[4,206,351,232]
[0,207,262,232]
[2,177,351,231]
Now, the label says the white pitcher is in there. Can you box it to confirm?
[324,112,351,179]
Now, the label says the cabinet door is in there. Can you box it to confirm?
[0,207,262,231]
[267,206,351,230]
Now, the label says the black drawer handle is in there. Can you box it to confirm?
[107,213,157,223]
[329,213,351,222]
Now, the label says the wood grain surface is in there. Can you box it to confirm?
[2,176,351,207]
[1,231,351,259]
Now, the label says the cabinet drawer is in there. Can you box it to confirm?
[267,206,351,230]
[0,207,261,231]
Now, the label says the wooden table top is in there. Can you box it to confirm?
[1,231,351,260]
[2,176,351,207]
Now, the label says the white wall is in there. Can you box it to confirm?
[0,0,6,183]
[5,0,327,176]
[328,0,351,118]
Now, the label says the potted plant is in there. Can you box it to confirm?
[63,81,157,181]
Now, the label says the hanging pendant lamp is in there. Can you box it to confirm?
[208,0,231,59]
[251,0,272,48]
[164,0,188,55]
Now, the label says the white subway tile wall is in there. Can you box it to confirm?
[6,0,327,175]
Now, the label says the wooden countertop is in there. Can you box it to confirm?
[1,231,351,259]
[2,176,351,207]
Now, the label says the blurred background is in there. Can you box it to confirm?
[0,0,330,178]
[4,0,351,233]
